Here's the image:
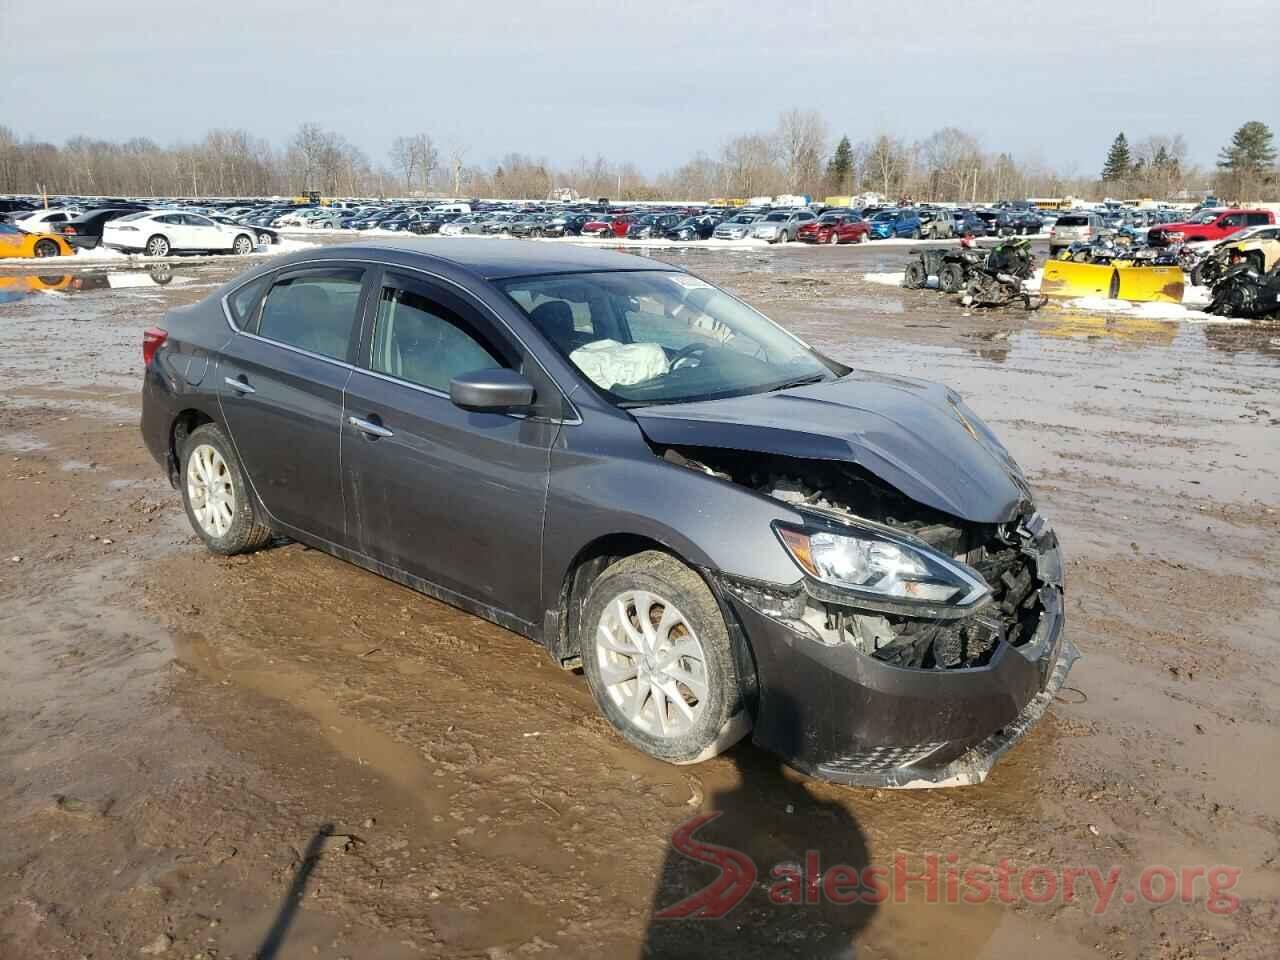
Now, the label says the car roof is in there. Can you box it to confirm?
[280,237,671,281]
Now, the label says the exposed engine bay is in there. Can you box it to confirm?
[662,446,1047,670]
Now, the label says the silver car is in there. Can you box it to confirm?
[752,209,818,244]
[713,213,763,240]
[1048,211,1105,253]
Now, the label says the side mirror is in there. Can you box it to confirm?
[449,369,535,412]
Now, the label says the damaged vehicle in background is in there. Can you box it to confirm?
[139,239,1074,789]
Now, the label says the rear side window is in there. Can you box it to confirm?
[226,274,271,327]
[255,269,364,361]
[1246,213,1271,226]
[369,280,507,392]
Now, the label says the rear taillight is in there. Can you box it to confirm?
[142,327,168,366]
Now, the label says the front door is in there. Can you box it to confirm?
[216,265,369,546]
[342,270,558,626]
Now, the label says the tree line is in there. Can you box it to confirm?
[1101,122,1276,202]
[1,112,1276,202]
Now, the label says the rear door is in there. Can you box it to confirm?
[216,265,370,546]
[341,269,560,626]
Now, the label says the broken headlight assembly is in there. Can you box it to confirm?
[774,520,991,616]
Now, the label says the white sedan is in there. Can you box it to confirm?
[14,208,82,234]
[102,211,257,257]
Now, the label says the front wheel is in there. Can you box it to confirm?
[180,423,272,555]
[828,231,840,245]
[33,239,61,257]
[581,552,748,764]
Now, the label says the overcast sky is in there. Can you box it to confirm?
[2,0,1275,175]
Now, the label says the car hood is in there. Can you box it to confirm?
[632,371,1032,523]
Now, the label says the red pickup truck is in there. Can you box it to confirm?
[1148,208,1275,246]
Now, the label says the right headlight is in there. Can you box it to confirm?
[775,521,991,611]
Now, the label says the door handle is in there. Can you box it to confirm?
[348,415,393,439]
[224,376,255,394]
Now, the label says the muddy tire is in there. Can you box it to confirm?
[33,239,60,257]
[1190,259,1222,287]
[145,234,170,257]
[938,262,965,294]
[580,551,748,765]
[180,423,272,556]
[903,260,928,289]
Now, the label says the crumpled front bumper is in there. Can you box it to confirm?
[718,534,1075,789]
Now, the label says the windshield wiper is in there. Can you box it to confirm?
[768,373,829,392]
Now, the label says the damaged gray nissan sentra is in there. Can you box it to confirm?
[140,238,1076,788]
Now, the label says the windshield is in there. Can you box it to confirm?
[499,271,837,406]
[818,214,844,224]
[116,211,152,222]
[727,214,756,224]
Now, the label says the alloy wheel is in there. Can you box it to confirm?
[187,443,236,538]
[595,590,709,739]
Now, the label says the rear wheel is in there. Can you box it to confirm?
[180,423,272,555]
[232,234,253,255]
[903,260,928,288]
[828,231,840,245]
[938,262,965,294]
[581,552,748,764]
[256,231,272,246]
[33,239,60,257]
[145,235,170,257]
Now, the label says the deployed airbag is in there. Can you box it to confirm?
[570,339,669,390]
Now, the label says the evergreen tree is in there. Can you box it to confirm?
[1101,132,1132,181]
[1217,121,1277,173]
[825,135,854,194]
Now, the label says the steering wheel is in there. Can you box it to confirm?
[670,343,708,370]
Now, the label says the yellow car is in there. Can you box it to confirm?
[0,221,74,258]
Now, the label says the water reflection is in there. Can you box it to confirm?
[0,264,189,303]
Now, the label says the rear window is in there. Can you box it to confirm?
[1056,215,1090,227]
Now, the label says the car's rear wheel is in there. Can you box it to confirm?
[33,239,60,257]
[180,423,272,555]
[145,235,170,257]
[828,231,840,245]
[256,231,272,246]
[232,234,253,255]
[581,551,748,764]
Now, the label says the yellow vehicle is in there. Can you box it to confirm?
[0,221,74,258]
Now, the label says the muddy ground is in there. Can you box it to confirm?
[1,240,1278,959]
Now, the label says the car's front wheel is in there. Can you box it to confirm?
[33,239,61,257]
[581,551,748,764]
[180,423,272,555]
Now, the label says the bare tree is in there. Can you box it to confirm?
[389,136,418,193]
[776,108,828,195]
[862,134,910,198]
[720,134,780,198]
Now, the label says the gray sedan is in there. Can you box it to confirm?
[140,239,1073,788]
